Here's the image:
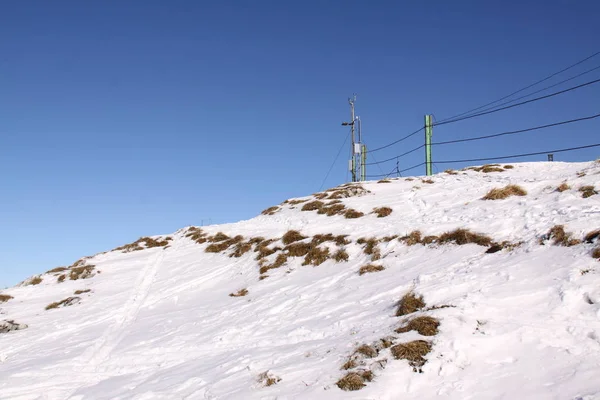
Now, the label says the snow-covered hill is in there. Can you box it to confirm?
[1,161,600,400]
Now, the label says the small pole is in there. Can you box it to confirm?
[424,115,433,176]
[361,144,367,181]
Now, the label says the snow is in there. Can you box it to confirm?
[1,161,600,400]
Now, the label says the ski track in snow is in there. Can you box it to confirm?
[1,161,600,399]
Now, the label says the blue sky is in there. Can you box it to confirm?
[1,1,599,287]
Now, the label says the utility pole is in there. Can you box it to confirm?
[424,114,433,176]
[341,95,365,182]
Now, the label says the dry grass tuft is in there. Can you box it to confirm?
[257,371,281,387]
[261,206,280,215]
[355,344,378,358]
[326,185,370,199]
[421,235,440,244]
[74,289,91,295]
[390,340,432,368]
[287,199,308,205]
[481,166,505,173]
[28,276,43,286]
[358,264,385,275]
[438,229,492,247]
[318,202,347,216]
[399,231,422,246]
[302,246,330,266]
[336,372,366,391]
[344,209,364,219]
[255,240,280,260]
[396,292,425,316]
[542,225,581,247]
[229,288,248,297]
[577,171,586,178]
[358,237,381,260]
[444,169,458,175]
[46,267,68,274]
[333,249,349,262]
[556,182,570,192]
[485,241,523,254]
[378,179,391,183]
[395,316,440,336]
[284,242,312,257]
[482,184,527,200]
[230,241,253,258]
[341,357,358,370]
[302,200,325,212]
[373,206,393,218]
[45,296,81,310]
[592,247,600,259]
[206,235,244,253]
[69,265,95,280]
[503,165,514,169]
[208,232,230,242]
[0,294,14,303]
[57,274,66,283]
[259,253,288,274]
[579,185,597,198]
[115,237,171,252]
[381,235,398,242]
[185,227,208,244]
[282,230,307,245]
[421,179,434,184]
[584,229,600,243]
[312,233,350,246]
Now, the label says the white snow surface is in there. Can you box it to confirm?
[1,161,600,400]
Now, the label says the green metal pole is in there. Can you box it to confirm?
[425,115,433,176]
[361,144,367,181]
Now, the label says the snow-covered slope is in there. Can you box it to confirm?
[1,161,600,400]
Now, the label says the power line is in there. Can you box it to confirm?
[367,161,426,178]
[453,64,600,119]
[318,131,351,191]
[366,144,424,166]
[364,144,388,176]
[432,112,600,146]
[368,126,424,153]
[434,143,600,164]
[437,50,600,123]
[434,77,600,126]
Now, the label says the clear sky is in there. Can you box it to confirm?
[1,1,599,287]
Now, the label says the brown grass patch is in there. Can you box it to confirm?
[481,166,505,173]
[284,242,312,257]
[405,178,414,181]
[46,267,68,274]
[27,276,43,286]
[185,227,208,244]
[438,229,492,246]
[399,231,422,246]
[69,265,95,280]
[341,357,358,370]
[57,274,66,283]
[421,235,439,244]
[542,225,581,247]
[229,288,248,297]
[282,230,307,245]
[333,249,349,262]
[445,169,458,175]
[259,253,288,274]
[556,182,570,192]
[395,316,440,336]
[312,233,350,246]
[485,241,523,254]
[396,292,425,316]
[257,371,281,387]
[318,202,347,216]
[74,289,91,295]
[358,237,381,260]
[503,165,514,169]
[344,209,364,219]
[302,246,330,266]
[358,264,385,275]
[336,372,366,391]
[230,241,253,258]
[584,229,600,243]
[482,184,527,200]
[302,200,325,212]
[592,247,600,260]
[381,235,398,242]
[373,206,392,218]
[390,340,432,368]
[261,206,280,215]
[579,185,597,198]
[355,344,378,358]
[577,171,586,177]
[378,179,391,183]
[421,179,434,184]
[0,294,13,303]
[205,235,244,253]
[287,199,308,205]
[207,232,230,242]
[45,296,81,310]
[255,241,280,260]
[326,185,370,199]
[115,237,171,252]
